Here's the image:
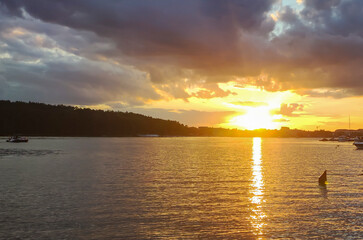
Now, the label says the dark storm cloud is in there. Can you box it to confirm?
[1,0,363,105]
[0,1,276,68]
[0,0,275,59]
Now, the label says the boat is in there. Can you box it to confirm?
[137,134,159,137]
[338,136,354,142]
[6,135,28,143]
[353,137,363,149]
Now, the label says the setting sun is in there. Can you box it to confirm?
[228,107,280,130]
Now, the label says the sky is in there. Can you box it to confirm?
[1,0,363,130]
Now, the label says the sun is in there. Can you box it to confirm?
[228,107,280,130]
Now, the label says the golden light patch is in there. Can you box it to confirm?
[227,107,281,130]
[10,28,27,36]
[270,13,279,22]
[34,35,45,46]
[2,27,27,38]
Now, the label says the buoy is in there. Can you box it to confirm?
[319,170,327,185]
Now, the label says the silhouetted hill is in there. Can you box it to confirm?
[0,100,190,136]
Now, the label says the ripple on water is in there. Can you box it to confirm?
[0,148,61,157]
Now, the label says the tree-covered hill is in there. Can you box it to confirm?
[0,101,191,136]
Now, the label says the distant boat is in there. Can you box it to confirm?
[338,136,354,142]
[353,137,363,149]
[137,134,159,137]
[6,135,28,143]
[319,138,328,141]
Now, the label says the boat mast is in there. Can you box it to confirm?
[348,115,351,138]
[349,115,351,130]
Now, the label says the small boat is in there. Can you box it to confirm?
[6,135,28,143]
[338,136,349,142]
[338,136,354,142]
[353,137,363,149]
[137,134,159,137]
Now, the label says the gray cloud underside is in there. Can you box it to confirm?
[268,1,363,96]
[1,0,363,106]
[0,9,160,105]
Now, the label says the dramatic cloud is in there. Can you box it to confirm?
[0,0,277,104]
[0,6,160,105]
[1,0,363,107]
[277,103,304,117]
[266,0,363,96]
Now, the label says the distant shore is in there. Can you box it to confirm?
[1,100,361,138]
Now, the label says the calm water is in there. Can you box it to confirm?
[0,137,362,239]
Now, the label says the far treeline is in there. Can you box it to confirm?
[0,100,334,138]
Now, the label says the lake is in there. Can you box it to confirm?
[0,137,362,239]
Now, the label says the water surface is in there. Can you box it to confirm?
[0,137,362,239]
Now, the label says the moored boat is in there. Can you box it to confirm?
[6,136,28,143]
[353,137,363,149]
[319,138,328,141]
[338,135,354,142]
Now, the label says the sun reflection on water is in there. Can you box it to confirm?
[249,137,266,238]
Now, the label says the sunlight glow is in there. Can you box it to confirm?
[228,107,280,130]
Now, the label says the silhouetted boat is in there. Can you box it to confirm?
[6,136,28,143]
[137,134,159,137]
[338,136,354,142]
[353,137,363,149]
